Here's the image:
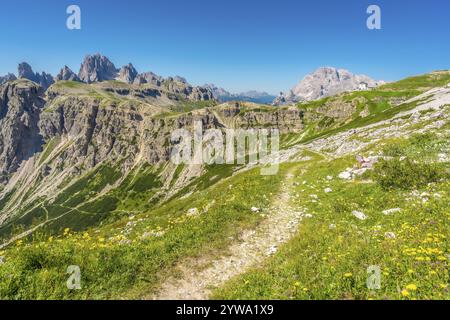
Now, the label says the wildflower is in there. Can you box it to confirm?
[416,256,425,261]
[439,284,447,289]
[401,290,410,297]
[405,284,417,291]
[303,287,309,292]
[294,282,301,287]
[344,273,353,278]
[407,269,414,274]
[48,236,54,242]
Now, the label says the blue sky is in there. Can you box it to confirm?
[0,0,449,94]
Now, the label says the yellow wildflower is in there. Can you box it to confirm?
[401,290,410,297]
[406,284,417,291]
[344,273,353,278]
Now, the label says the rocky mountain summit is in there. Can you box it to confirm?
[273,67,384,105]
[55,66,80,82]
[204,84,276,104]
[78,54,119,83]
[118,63,138,84]
[18,62,54,90]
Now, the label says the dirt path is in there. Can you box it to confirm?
[151,166,305,300]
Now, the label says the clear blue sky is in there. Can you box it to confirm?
[0,0,449,94]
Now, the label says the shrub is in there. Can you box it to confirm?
[373,158,447,190]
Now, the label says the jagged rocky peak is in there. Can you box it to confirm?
[0,73,17,85]
[273,67,384,105]
[118,63,138,84]
[18,62,36,81]
[55,65,80,82]
[17,62,54,90]
[78,53,119,83]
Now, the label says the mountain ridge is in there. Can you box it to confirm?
[273,66,385,105]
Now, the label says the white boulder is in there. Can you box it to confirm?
[352,210,368,220]
[382,208,401,215]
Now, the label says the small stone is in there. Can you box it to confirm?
[326,175,333,180]
[352,210,368,220]
[329,224,336,229]
[304,214,313,218]
[384,232,396,239]
[382,208,401,215]
[187,208,200,217]
[338,171,352,180]
[251,207,261,213]
[324,188,332,193]
[267,245,277,255]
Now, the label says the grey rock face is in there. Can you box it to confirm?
[18,62,54,90]
[0,73,17,85]
[55,66,80,82]
[164,78,214,101]
[274,67,384,105]
[78,54,119,83]
[133,72,163,86]
[118,63,138,84]
[0,80,44,182]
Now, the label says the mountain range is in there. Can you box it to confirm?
[273,67,385,105]
[0,54,277,104]
[0,54,449,300]
[204,84,276,104]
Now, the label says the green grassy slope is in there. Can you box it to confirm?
[214,133,449,300]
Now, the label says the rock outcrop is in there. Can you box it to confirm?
[55,66,80,82]
[78,54,119,83]
[18,62,54,90]
[118,63,138,84]
[0,80,44,182]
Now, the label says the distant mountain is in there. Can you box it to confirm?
[78,54,119,83]
[205,84,276,104]
[273,67,385,105]
[55,66,80,82]
[0,73,16,85]
[18,62,54,90]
